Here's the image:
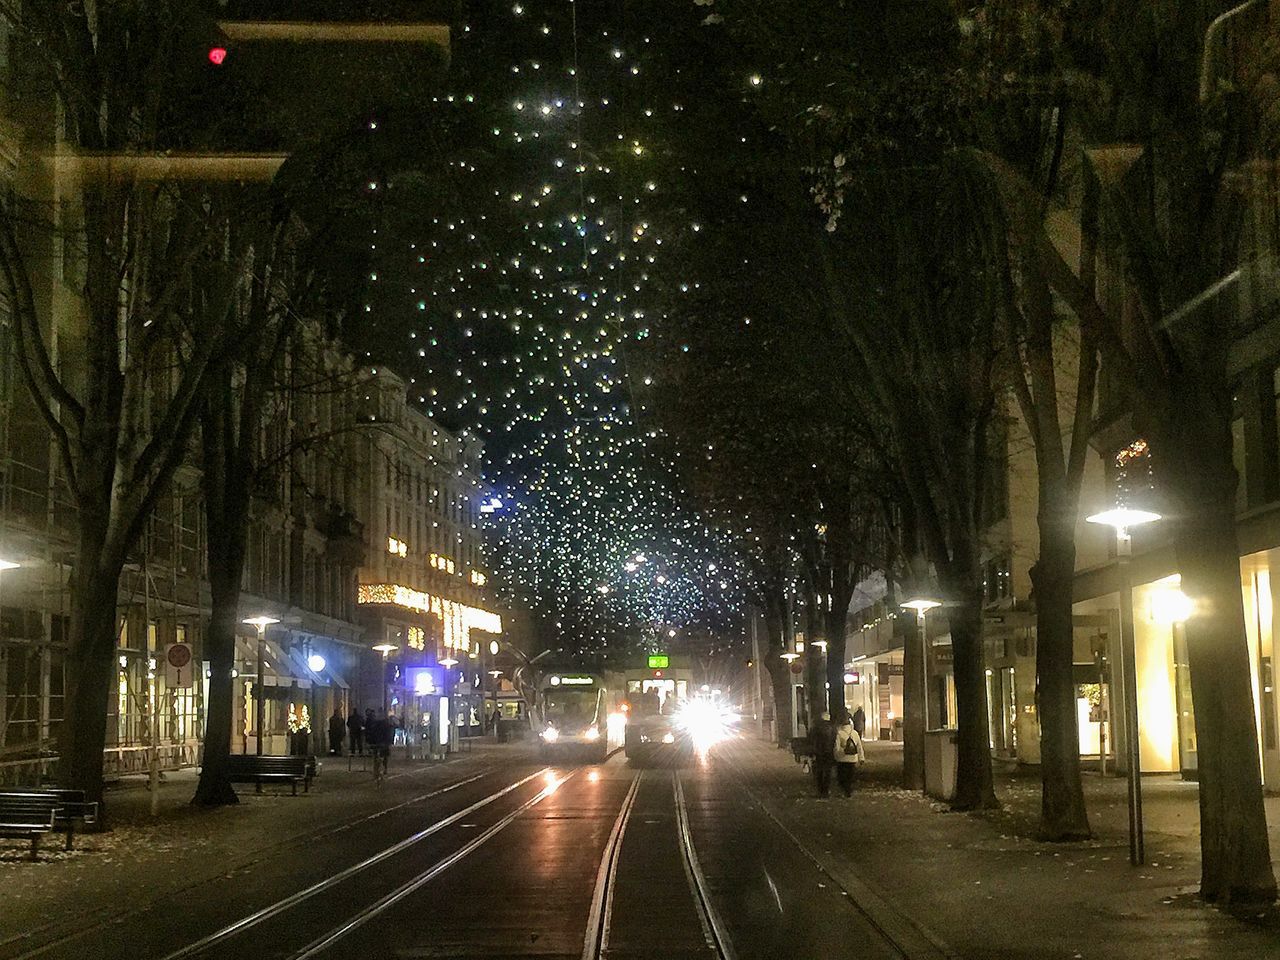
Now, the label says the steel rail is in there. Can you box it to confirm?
[288,769,579,960]
[582,770,642,960]
[674,772,737,960]
[0,764,504,960]
[155,766,552,960]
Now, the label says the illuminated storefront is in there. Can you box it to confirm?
[1072,564,1280,790]
[357,583,503,653]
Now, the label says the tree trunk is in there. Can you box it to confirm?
[803,583,825,727]
[1168,429,1277,907]
[192,564,243,806]
[1032,498,1091,840]
[57,526,123,811]
[947,588,999,810]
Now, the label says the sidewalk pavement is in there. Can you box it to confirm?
[732,736,1280,960]
[0,740,530,944]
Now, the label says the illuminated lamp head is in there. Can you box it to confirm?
[208,47,227,65]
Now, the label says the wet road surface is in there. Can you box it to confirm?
[3,739,928,960]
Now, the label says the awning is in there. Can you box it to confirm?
[322,661,350,690]
[234,636,310,688]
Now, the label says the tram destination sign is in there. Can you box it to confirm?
[647,654,670,669]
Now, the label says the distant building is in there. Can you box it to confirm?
[353,367,503,744]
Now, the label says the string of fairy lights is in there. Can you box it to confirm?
[358,1,752,655]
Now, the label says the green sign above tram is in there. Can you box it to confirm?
[647,654,670,669]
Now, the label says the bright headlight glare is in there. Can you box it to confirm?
[584,725,600,741]
[542,725,559,742]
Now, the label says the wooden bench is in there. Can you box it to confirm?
[0,788,99,851]
[224,755,314,795]
[0,793,59,861]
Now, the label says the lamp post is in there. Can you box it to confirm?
[243,616,280,756]
[900,598,941,731]
[372,642,399,715]
[780,650,800,739]
[1086,505,1161,866]
[439,652,460,752]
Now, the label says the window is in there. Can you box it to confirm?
[984,556,1011,603]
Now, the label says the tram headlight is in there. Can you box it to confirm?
[584,725,600,741]
[542,725,559,742]
[662,732,676,744]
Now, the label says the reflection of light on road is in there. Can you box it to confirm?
[764,868,785,914]
[587,769,601,783]
[543,771,563,794]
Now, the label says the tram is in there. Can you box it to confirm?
[534,672,624,762]
[621,654,697,763]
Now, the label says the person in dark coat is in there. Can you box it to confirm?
[367,711,392,781]
[810,711,837,798]
[347,709,365,755]
[328,709,346,756]
[852,705,866,738]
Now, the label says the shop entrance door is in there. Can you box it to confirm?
[1172,623,1199,778]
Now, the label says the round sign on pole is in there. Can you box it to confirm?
[165,643,195,688]
[790,661,803,675]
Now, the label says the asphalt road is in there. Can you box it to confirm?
[6,740,922,960]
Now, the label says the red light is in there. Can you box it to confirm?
[208,47,227,65]
[654,670,663,678]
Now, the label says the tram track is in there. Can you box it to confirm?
[0,761,509,960]
[673,772,737,960]
[161,766,561,960]
[582,767,733,960]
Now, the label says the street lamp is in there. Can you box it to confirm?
[900,598,941,734]
[372,642,399,715]
[1087,505,1161,866]
[243,616,280,756]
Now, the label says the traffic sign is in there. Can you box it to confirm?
[164,642,195,688]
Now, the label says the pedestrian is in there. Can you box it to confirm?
[367,710,392,782]
[852,705,866,738]
[833,708,866,797]
[347,708,365,756]
[810,710,837,798]
[328,708,346,756]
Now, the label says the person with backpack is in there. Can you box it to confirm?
[833,708,866,797]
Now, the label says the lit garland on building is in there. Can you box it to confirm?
[358,583,503,652]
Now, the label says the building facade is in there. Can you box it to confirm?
[353,367,503,748]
